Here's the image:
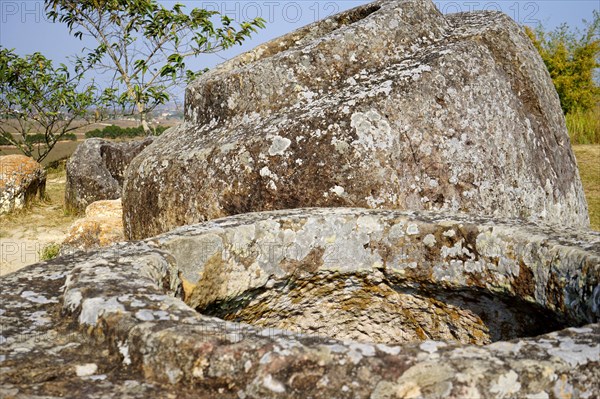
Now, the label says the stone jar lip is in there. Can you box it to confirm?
[60,207,600,388]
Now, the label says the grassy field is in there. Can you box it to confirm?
[572,145,600,230]
[0,118,178,141]
[0,141,81,166]
[567,107,600,145]
[0,118,179,166]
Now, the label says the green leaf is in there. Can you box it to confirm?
[42,0,266,128]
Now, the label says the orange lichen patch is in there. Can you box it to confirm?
[0,155,42,190]
[181,278,197,302]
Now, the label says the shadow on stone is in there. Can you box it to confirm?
[198,270,568,346]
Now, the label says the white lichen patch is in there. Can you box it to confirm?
[440,240,472,260]
[259,166,277,180]
[79,297,125,326]
[330,185,345,196]
[476,231,506,258]
[365,195,385,208]
[443,229,456,238]
[487,340,525,354]
[350,110,394,150]
[525,392,550,399]
[20,291,57,304]
[547,337,600,367]
[423,234,436,247]
[420,340,448,354]
[64,290,83,311]
[135,309,155,321]
[263,374,286,393]
[118,341,131,365]
[376,344,401,356]
[268,136,292,156]
[490,370,521,398]
[227,96,237,110]
[29,310,51,326]
[406,223,420,235]
[75,363,98,377]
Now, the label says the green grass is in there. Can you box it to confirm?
[573,145,600,231]
[40,243,61,261]
[567,107,600,145]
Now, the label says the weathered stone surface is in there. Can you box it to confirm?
[123,0,588,240]
[0,154,46,214]
[1,208,599,397]
[66,137,153,214]
[2,2,598,397]
[61,199,124,253]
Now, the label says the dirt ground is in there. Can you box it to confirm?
[0,168,77,276]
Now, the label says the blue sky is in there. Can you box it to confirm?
[1,0,598,99]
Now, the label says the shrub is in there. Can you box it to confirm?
[24,133,77,144]
[40,243,61,261]
[525,12,599,116]
[85,124,168,139]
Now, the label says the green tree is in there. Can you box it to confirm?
[46,0,265,134]
[0,48,109,162]
[525,11,599,114]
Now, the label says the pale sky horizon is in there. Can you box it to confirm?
[1,0,598,101]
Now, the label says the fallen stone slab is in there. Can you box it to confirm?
[2,208,598,397]
[123,0,589,240]
[66,137,153,214]
[0,154,46,215]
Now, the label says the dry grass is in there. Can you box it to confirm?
[567,107,600,145]
[0,168,78,240]
[0,118,180,141]
[572,145,600,230]
[0,141,80,166]
[0,166,78,275]
[0,119,132,166]
[0,118,179,166]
